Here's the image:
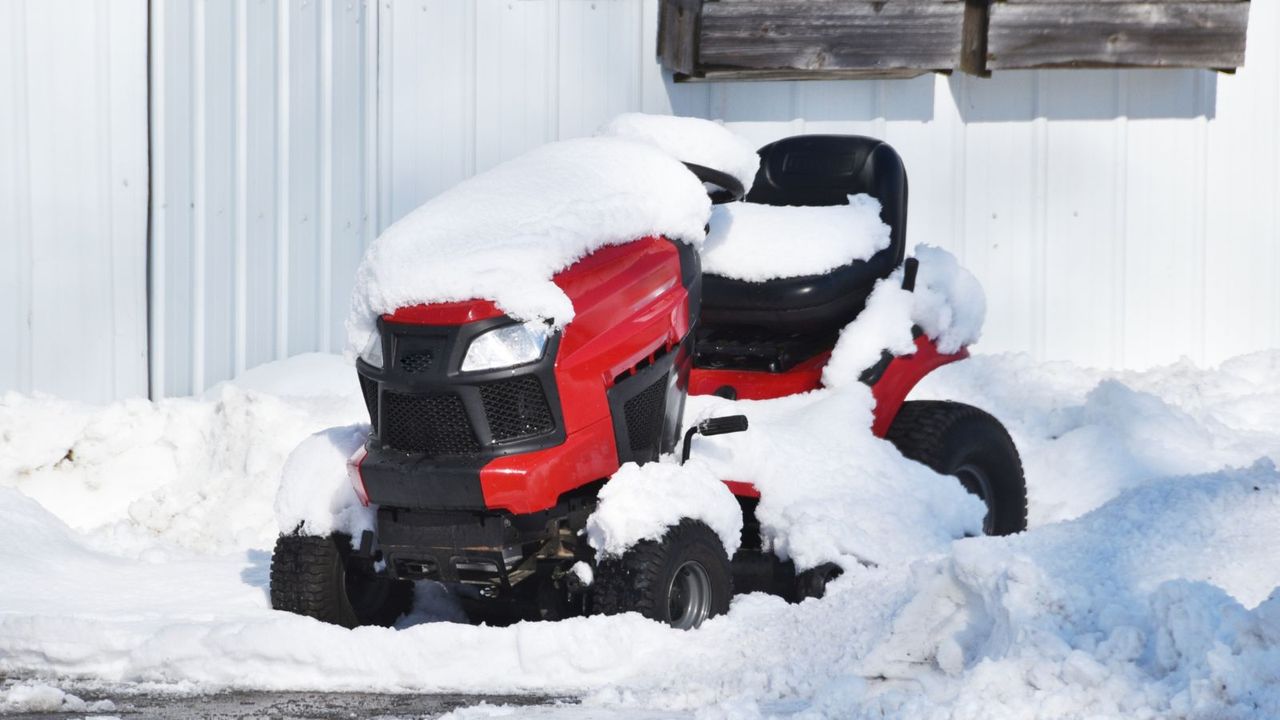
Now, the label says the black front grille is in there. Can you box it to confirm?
[479,376,555,442]
[381,391,480,456]
[624,374,668,452]
[359,373,379,432]
[399,351,434,374]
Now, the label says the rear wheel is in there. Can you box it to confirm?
[592,519,732,629]
[270,533,414,628]
[886,400,1028,535]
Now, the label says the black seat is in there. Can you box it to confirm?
[700,135,908,336]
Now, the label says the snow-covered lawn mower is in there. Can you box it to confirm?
[270,132,1027,630]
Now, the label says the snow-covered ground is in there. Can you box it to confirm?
[2,350,1279,718]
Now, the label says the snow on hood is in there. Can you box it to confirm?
[345,136,711,358]
[702,194,893,282]
[595,113,760,194]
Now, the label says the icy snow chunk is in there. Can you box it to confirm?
[702,195,892,282]
[0,682,114,714]
[274,424,376,540]
[596,113,760,193]
[586,458,743,559]
[346,137,711,358]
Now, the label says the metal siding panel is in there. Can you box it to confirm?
[474,0,554,173]
[23,0,144,403]
[0,0,34,394]
[243,0,281,371]
[385,0,474,225]
[328,0,370,351]
[1041,71,1123,368]
[200,1,239,388]
[287,0,323,357]
[1202,0,1280,364]
[555,0,644,139]
[1122,70,1205,368]
[160,0,196,397]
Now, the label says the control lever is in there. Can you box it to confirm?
[681,414,749,464]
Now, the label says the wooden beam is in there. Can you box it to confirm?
[697,1,966,74]
[986,2,1250,69]
[658,0,704,77]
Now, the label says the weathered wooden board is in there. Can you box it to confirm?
[987,2,1250,69]
[658,0,703,76]
[660,0,969,81]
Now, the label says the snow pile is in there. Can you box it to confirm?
[702,195,892,282]
[682,385,984,572]
[274,424,375,540]
[596,113,760,193]
[346,137,711,358]
[913,350,1280,525]
[0,353,360,554]
[851,463,1280,719]
[585,458,744,559]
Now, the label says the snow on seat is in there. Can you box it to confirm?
[700,196,895,334]
[702,195,892,282]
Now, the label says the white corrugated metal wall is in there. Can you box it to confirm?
[149,0,375,398]
[0,0,149,403]
[8,0,1279,401]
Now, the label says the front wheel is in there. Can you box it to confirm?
[886,400,1028,536]
[270,533,414,628]
[592,519,733,629]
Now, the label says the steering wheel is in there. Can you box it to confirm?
[683,162,746,205]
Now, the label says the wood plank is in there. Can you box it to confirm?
[987,3,1250,69]
[699,3,966,73]
[658,0,702,76]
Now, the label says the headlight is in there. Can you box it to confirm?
[461,321,550,372]
[359,331,383,369]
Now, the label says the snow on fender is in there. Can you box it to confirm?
[586,457,743,560]
[274,424,376,542]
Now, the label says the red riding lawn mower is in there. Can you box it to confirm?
[270,135,1027,630]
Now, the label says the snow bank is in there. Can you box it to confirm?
[585,458,743,559]
[4,348,1280,717]
[346,137,711,358]
[595,113,760,193]
[702,195,891,282]
[0,353,362,554]
[852,462,1280,719]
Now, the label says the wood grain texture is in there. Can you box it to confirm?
[698,1,966,74]
[658,0,702,76]
[987,3,1250,69]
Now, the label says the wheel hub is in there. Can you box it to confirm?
[667,560,712,630]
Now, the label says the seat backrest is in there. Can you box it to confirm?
[745,135,908,265]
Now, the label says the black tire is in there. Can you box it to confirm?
[885,400,1028,536]
[592,519,733,630]
[270,533,414,628]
